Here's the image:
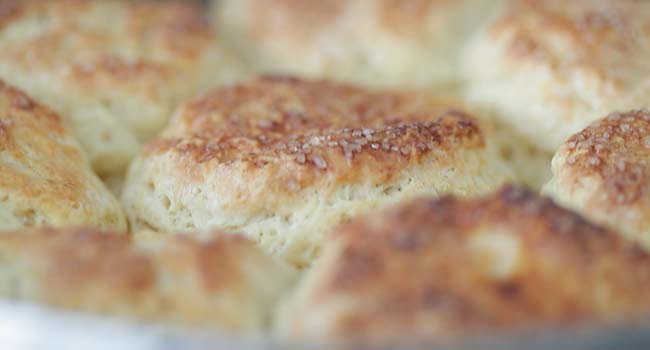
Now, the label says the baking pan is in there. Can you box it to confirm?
[2,299,649,350]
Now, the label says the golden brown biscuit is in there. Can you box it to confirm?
[122,76,513,267]
[0,227,296,331]
[0,80,125,231]
[543,110,650,250]
[463,0,650,152]
[0,0,242,176]
[216,0,501,89]
[276,186,650,341]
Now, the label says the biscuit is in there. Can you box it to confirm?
[0,0,242,176]
[122,76,513,267]
[215,0,501,89]
[462,0,650,152]
[276,186,650,341]
[0,227,297,331]
[0,80,125,231]
[469,104,554,189]
[543,110,650,250]
[492,121,553,190]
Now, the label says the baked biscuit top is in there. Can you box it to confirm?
[0,0,240,175]
[277,186,650,340]
[553,110,650,205]
[147,76,487,183]
[488,0,648,78]
[0,0,215,72]
[0,227,296,330]
[0,80,126,230]
[462,0,650,151]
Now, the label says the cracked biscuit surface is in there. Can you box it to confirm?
[122,76,513,267]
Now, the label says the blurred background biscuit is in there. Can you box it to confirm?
[0,80,125,231]
[276,186,650,341]
[122,76,514,267]
[215,0,502,90]
[0,0,243,177]
[543,110,650,250]
[0,227,296,331]
[463,0,650,152]
[466,103,554,189]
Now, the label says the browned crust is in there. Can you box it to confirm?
[288,186,650,339]
[7,0,213,52]
[22,228,155,297]
[0,227,153,307]
[147,76,485,173]
[0,77,126,229]
[221,0,455,44]
[0,79,83,200]
[69,56,172,86]
[0,0,232,176]
[0,0,215,83]
[240,0,345,42]
[0,80,60,131]
[489,0,643,68]
[0,227,281,327]
[126,1,213,63]
[0,1,23,31]
[376,0,452,32]
[558,110,650,205]
[0,79,64,137]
